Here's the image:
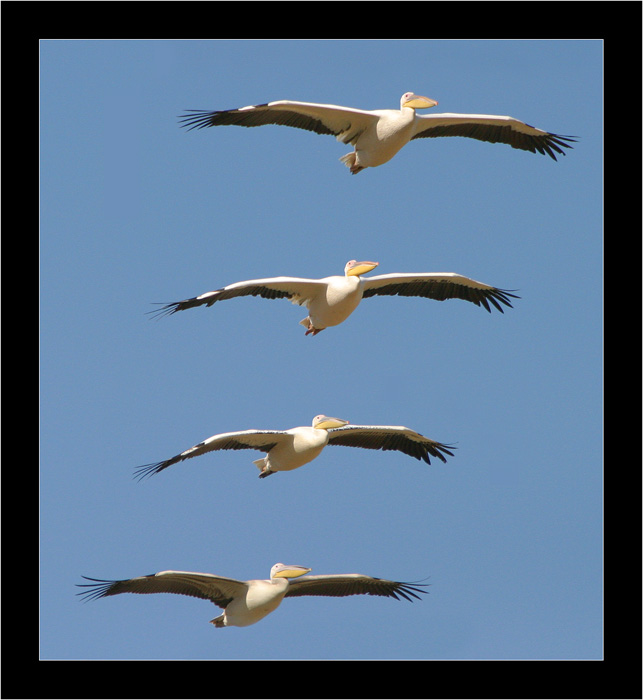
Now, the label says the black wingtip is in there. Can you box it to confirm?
[395,581,431,602]
[76,577,113,602]
[424,441,457,465]
[178,110,216,131]
[146,302,182,320]
[489,288,520,313]
[133,462,165,482]
[545,133,577,160]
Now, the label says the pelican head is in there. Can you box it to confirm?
[344,260,379,277]
[312,414,350,430]
[401,92,438,110]
[270,562,312,579]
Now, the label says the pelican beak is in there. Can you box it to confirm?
[403,94,438,110]
[313,415,350,430]
[346,260,379,277]
[271,563,312,579]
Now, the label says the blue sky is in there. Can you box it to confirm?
[40,39,602,661]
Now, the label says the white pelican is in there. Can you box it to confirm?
[179,92,575,173]
[152,260,518,336]
[134,414,454,480]
[77,563,428,628]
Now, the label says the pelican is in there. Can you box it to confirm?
[77,563,428,628]
[152,260,518,336]
[179,92,575,173]
[134,414,454,480]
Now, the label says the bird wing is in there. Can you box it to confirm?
[151,276,329,318]
[361,272,518,313]
[134,429,290,480]
[77,570,247,609]
[285,573,428,602]
[179,99,379,146]
[326,424,455,464]
[411,112,576,160]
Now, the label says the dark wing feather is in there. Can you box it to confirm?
[76,571,245,609]
[134,430,285,480]
[412,113,576,161]
[180,105,339,136]
[327,425,455,464]
[149,276,324,319]
[362,273,518,313]
[151,286,295,319]
[178,100,374,145]
[285,574,429,602]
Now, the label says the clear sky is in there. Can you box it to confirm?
[40,39,602,661]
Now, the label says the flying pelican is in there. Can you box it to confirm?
[179,92,575,173]
[134,414,454,480]
[152,260,518,336]
[77,563,428,628]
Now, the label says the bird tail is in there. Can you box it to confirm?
[254,457,276,478]
[339,151,364,174]
[300,316,324,336]
[253,457,267,471]
[210,614,226,628]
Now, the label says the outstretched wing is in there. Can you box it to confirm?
[77,570,246,610]
[412,112,576,161]
[179,99,378,146]
[134,429,289,480]
[285,573,429,602]
[362,272,518,313]
[326,424,455,464]
[151,276,327,319]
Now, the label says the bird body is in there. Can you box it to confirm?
[251,417,345,475]
[77,563,428,628]
[299,264,368,334]
[211,572,293,627]
[339,100,420,172]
